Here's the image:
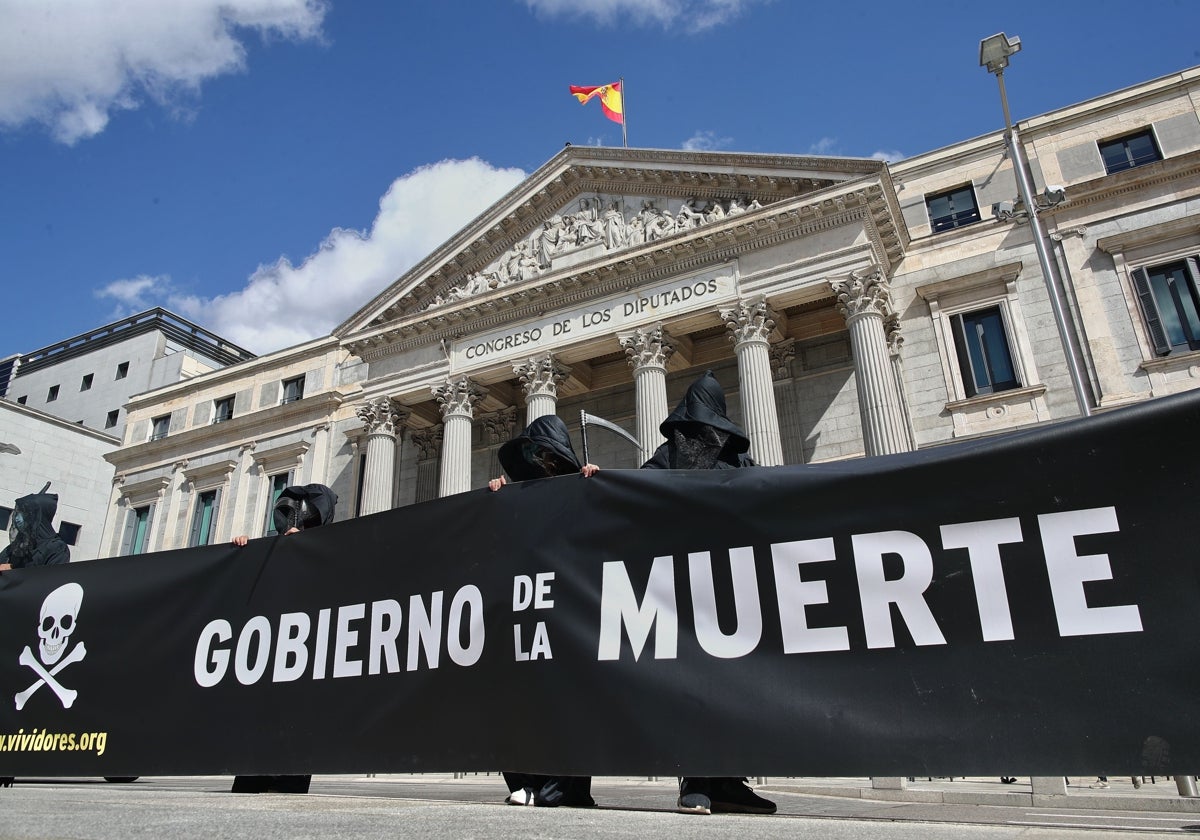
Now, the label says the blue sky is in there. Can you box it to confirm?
[2,0,1198,356]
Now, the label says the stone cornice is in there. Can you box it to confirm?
[251,440,310,473]
[122,336,340,414]
[1043,151,1200,222]
[110,391,346,467]
[1096,213,1200,255]
[182,459,238,491]
[113,474,171,503]
[915,261,1024,302]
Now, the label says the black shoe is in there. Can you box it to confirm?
[709,778,776,815]
[561,794,597,808]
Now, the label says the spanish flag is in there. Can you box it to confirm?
[569,82,624,124]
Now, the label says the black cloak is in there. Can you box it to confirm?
[641,371,753,470]
[272,484,338,534]
[497,415,583,482]
[2,492,70,568]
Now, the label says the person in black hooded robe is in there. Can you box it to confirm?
[231,483,338,794]
[641,371,777,817]
[0,489,70,571]
[489,414,597,807]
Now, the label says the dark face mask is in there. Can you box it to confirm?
[275,498,311,532]
[669,423,731,470]
[9,511,29,546]
[521,442,575,478]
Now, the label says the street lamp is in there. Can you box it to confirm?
[979,33,1092,418]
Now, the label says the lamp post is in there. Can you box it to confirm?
[979,33,1092,418]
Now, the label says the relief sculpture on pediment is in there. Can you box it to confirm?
[421,194,763,312]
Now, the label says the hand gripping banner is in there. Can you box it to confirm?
[2,391,1200,778]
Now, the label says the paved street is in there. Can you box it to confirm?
[3,775,1199,839]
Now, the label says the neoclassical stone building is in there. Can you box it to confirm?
[101,66,1200,556]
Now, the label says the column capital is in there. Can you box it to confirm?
[433,377,487,419]
[884,312,904,356]
[720,294,778,346]
[832,268,894,321]
[356,397,409,436]
[618,322,676,371]
[769,338,796,381]
[410,426,444,461]
[513,353,570,400]
[480,407,518,445]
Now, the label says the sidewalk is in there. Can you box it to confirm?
[372,773,1200,814]
[758,775,1200,813]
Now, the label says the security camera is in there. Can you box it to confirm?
[1041,185,1066,206]
[992,201,1016,222]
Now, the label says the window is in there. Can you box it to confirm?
[115,361,129,380]
[124,506,152,555]
[150,415,170,441]
[105,410,119,429]
[282,375,305,404]
[80,373,93,391]
[46,385,59,402]
[189,490,221,547]
[213,396,234,424]
[0,505,11,530]
[1100,129,1162,175]
[951,307,1021,397]
[1132,257,1200,356]
[58,522,81,546]
[264,473,290,536]
[926,185,981,233]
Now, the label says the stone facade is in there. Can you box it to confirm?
[0,309,254,561]
[7,308,254,440]
[0,400,118,562]
[103,66,1200,554]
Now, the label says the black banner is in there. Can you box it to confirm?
[3,391,1200,778]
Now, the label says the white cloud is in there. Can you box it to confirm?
[0,0,326,144]
[523,0,768,33]
[682,130,733,152]
[808,137,838,155]
[871,150,906,163]
[98,158,528,355]
[96,275,173,313]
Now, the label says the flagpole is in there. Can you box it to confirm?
[620,76,628,147]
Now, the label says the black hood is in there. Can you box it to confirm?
[498,415,583,482]
[13,492,61,544]
[659,371,751,455]
[3,491,69,567]
[272,484,338,533]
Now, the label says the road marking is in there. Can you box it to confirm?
[1026,813,1200,823]
[1011,819,1197,831]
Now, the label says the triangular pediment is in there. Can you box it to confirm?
[337,146,902,353]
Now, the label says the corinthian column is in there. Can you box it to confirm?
[618,323,676,464]
[356,398,409,515]
[514,353,570,426]
[720,295,784,466]
[433,377,487,497]
[832,269,912,456]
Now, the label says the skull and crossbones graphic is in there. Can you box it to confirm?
[15,583,86,710]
